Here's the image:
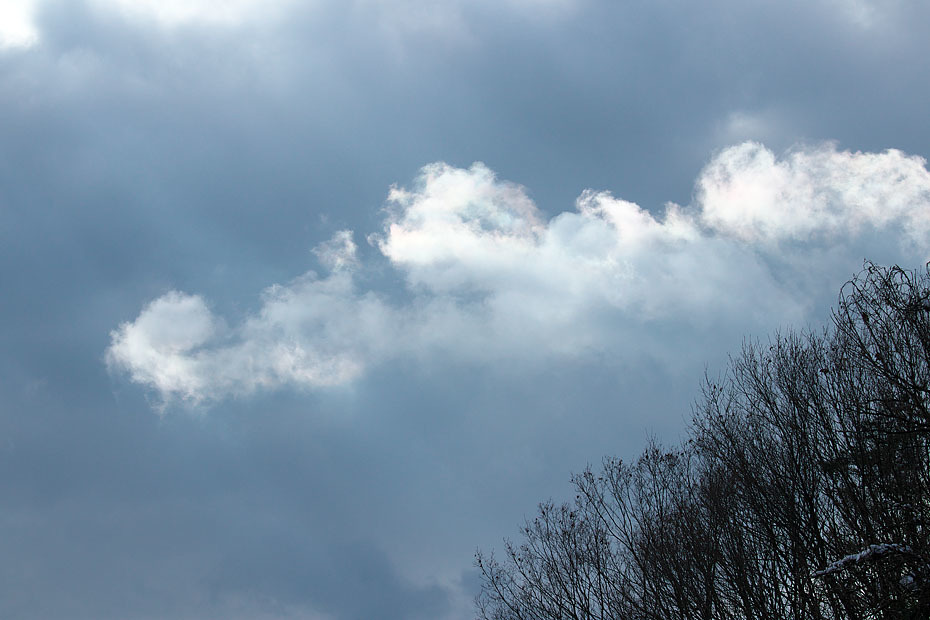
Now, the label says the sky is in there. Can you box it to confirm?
[2,0,930,618]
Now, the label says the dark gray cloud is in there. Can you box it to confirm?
[2,0,930,618]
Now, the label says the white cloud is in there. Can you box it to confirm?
[106,292,219,403]
[108,142,930,407]
[699,142,930,245]
[108,272,398,405]
[374,163,545,293]
[0,0,39,49]
[312,230,359,272]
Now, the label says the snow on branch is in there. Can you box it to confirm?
[814,544,913,578]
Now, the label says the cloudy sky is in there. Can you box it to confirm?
[2,0,930,618]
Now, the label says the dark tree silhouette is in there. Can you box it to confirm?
[477,263,930,620]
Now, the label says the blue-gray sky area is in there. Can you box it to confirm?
[2,1,930,618]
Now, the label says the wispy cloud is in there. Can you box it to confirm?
[107,142,930,407]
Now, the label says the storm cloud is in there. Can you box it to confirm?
[3,0,930,618]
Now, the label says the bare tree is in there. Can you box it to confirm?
[477,263,930,620]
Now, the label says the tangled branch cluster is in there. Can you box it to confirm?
[477,263,930,620]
